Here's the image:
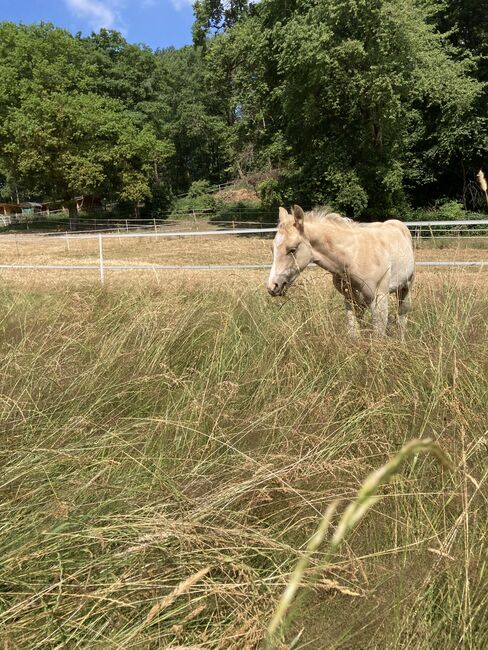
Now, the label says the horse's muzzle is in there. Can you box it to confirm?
[267,281,287,297]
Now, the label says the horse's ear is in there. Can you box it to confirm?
[293,205,305,231]
[278,207,289,223]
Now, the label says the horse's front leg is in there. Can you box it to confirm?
[344,300,365,338]
[333,274,364,338]
[371,292,389,336]
[344,300,360,338]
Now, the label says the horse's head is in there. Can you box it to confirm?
[267,205,314,296]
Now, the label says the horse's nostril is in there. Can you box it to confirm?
[267,283,279,296]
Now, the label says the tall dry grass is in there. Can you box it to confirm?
[0,270,486,649]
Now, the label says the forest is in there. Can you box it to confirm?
[0,0,487,218]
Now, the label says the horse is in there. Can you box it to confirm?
[266,205,415,337]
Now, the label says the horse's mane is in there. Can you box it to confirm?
[305,207,357,227]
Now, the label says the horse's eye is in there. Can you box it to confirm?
[287,248,297,255]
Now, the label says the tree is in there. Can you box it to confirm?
[0,23,174,221]
[192,0,252,45]
[1,6,486,218]
[1,91,172,224]
[196,0,486,215]
[151,46,233,191]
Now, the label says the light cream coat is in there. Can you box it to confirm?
[267,205,415,336]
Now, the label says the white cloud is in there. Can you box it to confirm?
[169,0,193,10]
[140,0,193,9]
[139,0,194,12]
[65,0,122,31]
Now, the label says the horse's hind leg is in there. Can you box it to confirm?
[370,271,391,336]
[397,281,413,338]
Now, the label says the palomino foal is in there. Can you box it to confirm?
[266,205,415,336]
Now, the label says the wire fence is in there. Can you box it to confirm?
[1,218,481,240]
[57,219,488,241]
[3,204,488,236]
[1,222,487,285]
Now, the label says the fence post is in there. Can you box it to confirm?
[153,218,157,234]
[65,231,70,252]
[125,219,129,233]
[98,233,104,286]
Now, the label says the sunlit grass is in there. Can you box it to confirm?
[0,270,486,649]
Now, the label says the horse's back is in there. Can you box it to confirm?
[358,218,411,239]
[355,219,414,291]
[381,220,414,289]
[383,218,412,238]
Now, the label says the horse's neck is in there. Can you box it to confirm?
[305,221,350,275]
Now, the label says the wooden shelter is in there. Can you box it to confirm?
[19,202,43,215]
[0,202,21,216]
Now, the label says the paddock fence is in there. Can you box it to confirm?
[1,220,487,285]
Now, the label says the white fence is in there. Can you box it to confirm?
[1,222,487,285]
[55,219,488,240]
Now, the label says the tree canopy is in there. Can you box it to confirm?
[0,1,486,217]
[195,0,487,214]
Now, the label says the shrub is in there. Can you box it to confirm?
[172,180,217,216]
[257,179,285,209]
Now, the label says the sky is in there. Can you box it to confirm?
[0,0,195,50]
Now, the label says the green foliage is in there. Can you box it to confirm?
[192,0,251,45]
[1,91,171,202]
[150,46,232,192]
[0,24,175,207]
[403,200,487,223]
[0,23,229,208]
[1,0,487,216]
[257,179,284,209]
[197,0,487,216]
[172,179,217,215]
[435,199,467,221]
[212,200,267,223]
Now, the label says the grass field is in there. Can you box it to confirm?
[1,232,487,649]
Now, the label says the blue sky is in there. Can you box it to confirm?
[0,0,195,50]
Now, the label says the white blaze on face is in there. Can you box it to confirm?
[268,231,285,288]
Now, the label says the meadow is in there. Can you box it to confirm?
[0,232,487,649]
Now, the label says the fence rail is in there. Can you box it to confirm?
[1,221,487,285]
[53,220,488,241]
[1,261,485,272]
[0,260,486,293]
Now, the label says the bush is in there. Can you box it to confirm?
[405,199,485,223]
[172,180,217,217]
[257,179,285,209]
[212,200,271,224]
[436,200,466,220]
